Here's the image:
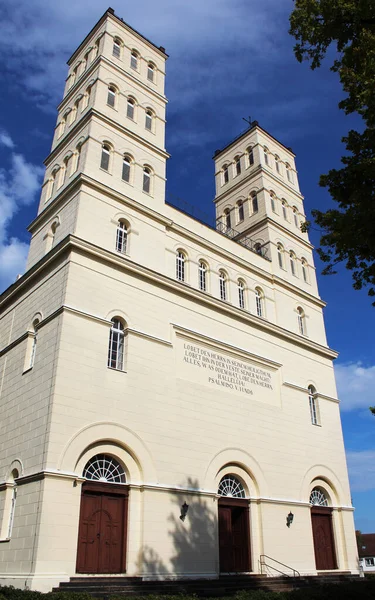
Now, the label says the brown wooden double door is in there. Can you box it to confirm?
[311,507,337,571]
[218,498,251,572]
[76,482,129,574]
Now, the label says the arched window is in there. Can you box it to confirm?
[93,38,100,59]
[293,207,299,227]
[297,307,305,335]
[282,200,288,220]
[222,164,229,185]
[289,251,297,276]
[234,156,241,176]
[219,270,227,301]
[116,221,128,254]
[122,155,132,183]
[310,487,328,506]
[7,469,18,538]
[255,287,264,317]
[29,318,39,369]
[74,143,82,173]
[147,63,155,82]
[301,258,308,283]
[286,163,293,183]
[113,38,121,58]
[145,109,153,131]
[238,280,245,309]
[277,244,284,269]
[107,85,116,108]
[84,50,91,69]
[251,192,258,214]
[127,97,135,120]
[308,386,318,425]
[198,260,207,292]
[275,154,281,174]
[247,146,254,167]
[237,200,244,222]
[57,120,65,139]
[108,318,125,370]
[143,166,152,193]
[176,251,186,282]
[100,144,111,171]
[254,242,262,255]
[83,454,126,483]
[270,192,276,213]
[68,106,77,126]
[263,146,269,166]
[45,221,58,254]
[218,475,245,498]
[224,208,231,230]
[130,50,139,70]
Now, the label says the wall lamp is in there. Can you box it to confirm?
[286,511,294,528]
[180,502,189,522]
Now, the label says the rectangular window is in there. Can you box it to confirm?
[122,161,130,182]
[309,395,318,425]
[113,44,120,58]
[100,151,110,171]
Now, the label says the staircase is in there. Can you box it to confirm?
[54,572,361,597]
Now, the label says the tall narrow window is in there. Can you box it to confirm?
[234,156,241,176]
[127,97,135,120]
[74,144,82,173]
[237,201,244,222]
[147,63,155,82]
[107,85,116,108]
[100,144,110,171]
[116,221,127,254]
[270,192,276,213]
[247,146,254,166]
[176,251,185,282]
[301,259,308,283]
[286,163,293,183]
[277,244,284,268]
[7,470,18,539]
[219,271,227,301]
[113,38,121,58]
[224,209,231,230]
[308,386,318,425]
[275,155,280,174]
[143,167,151,193]
[251,193,258,213]
[198,261,207,292]
[108,318,125,370]
[130,50,139,70]
[293,208,299,227]
[122,155,131,182]
[263,147,269,166]
[238,280,245,309]
[29,318,39,369]
[290,251,297,276]
[255,288,263,317]
[145,109,153,131]
[282,201,287,220]
[297,307,305,335]
[222,164,229,184]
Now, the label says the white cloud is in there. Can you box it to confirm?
[0,131,15,149]
[0,134,44,292]
[335,362,375,412]
[346,450,375,492]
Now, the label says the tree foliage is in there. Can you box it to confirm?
[289,0,375,303]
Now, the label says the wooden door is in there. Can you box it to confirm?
[311,508,337,570]
[76,483,128,574]
[218,499,251,572]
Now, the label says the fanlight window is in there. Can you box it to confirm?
[310,488,328,507]
[83,454,126,484]
[218,475,245,498]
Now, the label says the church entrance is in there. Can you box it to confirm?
[76,454,129,574]
[218,497,251,572]
[311,507,337,571]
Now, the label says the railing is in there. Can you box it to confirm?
[216,222,271,261]
[259,554,300,578]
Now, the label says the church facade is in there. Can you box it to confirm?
[0,7,358,592]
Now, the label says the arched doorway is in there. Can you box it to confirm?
[76,454,129,574]
[218,475,251,573]
[310,487,337,570]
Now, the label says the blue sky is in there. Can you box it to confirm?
[0,0,374,531]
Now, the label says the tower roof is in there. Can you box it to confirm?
[213,121,295,160]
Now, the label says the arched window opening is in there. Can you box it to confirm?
[94,38,100,59]
[222,164,229,185]
[275,154,280,174]
[263,147,269,166]
[286,163,293,183]
[29,318,39,369]
[83,454,126,484]
[7,469,19,538]
[255,287,263,317]
[224,208,231,230]
[145,109,153,131]
[147,63,155,82]
[108,318,125,370]
[107,85,116,108]
[310,487,328,506]
[127,97,135,120]
[293,207,299,227]
[113,38,121,58]
[238,280,245,309]
[198,261,207,292]
[254,242,262,256]
[143,166,151,193]
[57,120,65,139]
[247,146,254,167]
[74,144,82,173]
[100,144,110,171]
[270,192,276,213]
[251,192,258,214]
[84,50,91,69]
[131,50,139,70]
[234,156,241,176]
[290,251,297,276]
[116,221,128,254]
[237,201,244,222]
[297,307,305,335]
[277,244,284,269]
[219,270,227,301]
[282,200,288,220]
[308,386,318,425]
[176,251,186,282]
[301,259,308,283]
[122,155,132,183]
[218,475,245,498]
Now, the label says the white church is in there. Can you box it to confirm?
[0,7,358,592]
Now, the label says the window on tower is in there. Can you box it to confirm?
[237,200,244,222]
[289,251,297,276]
[263,147,269,166]
[127,97,136,120]
[301,258,309,283]
[282,200,288,220]
[234,156,241,176]
[176,251,186,282]
[247,146,254,167]
[100,144,111,171]
[251,192,258,214]
[255,287,264,317]
[107,85,116,108]
[224,208,231,230]
[147,63,155,82]
[130,50,139,70]
[122,155,132,183]
[286,163,293,183]
[219,270,227,301]
[198,261,208,292]
[108,318,125,370]
[113,38,121,58]
[222,164,229,185]
[145,109,153,131]
[277,243,284,269]
[116,221,128,254]
[238,280,245,309]
[297,307,306,335]
[143,166,152,194]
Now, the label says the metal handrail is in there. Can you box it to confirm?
[260,554,300,578]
